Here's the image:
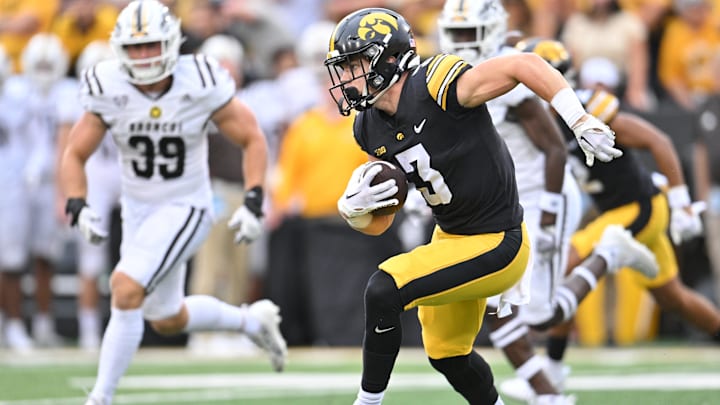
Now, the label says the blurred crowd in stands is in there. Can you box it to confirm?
[1,0,719,353]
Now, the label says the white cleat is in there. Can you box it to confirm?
[594,224,658,278]
[4,319,34,353]
[246,299,288,372]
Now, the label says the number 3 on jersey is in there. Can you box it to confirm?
[395,144,452,206]
[129,135,185,179]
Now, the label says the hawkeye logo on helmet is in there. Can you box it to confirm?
[357,13,398,41]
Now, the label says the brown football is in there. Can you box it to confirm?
[364,161,409,216]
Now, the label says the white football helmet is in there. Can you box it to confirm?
[76,40,115,78]
[437,0,508,64]
[110,0,182,85]
[21,33,69,91]
[199,34,244,66]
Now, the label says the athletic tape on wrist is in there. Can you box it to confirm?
[667,185,691,209]
[539,191,564,214]
[345,213,372,229]
[551,87,586,129]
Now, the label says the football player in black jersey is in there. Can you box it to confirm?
[324,8,643,405]
[496,38,720,401]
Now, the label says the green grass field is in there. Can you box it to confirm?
[0,344,718,404]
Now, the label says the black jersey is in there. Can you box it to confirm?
[561,89,659,212]
[353,54,523,235]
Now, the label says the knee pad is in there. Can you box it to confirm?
[364,270,403,322]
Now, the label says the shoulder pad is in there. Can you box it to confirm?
[425,54,469,110]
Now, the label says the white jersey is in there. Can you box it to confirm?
[486,46,546,201]
[80,54,235,207]
[0,76,32,188]
[15,76,76,187]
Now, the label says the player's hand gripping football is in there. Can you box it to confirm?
[228,186,264,244]
[65,198,108,245]
[338,162,399,219]
[572,115,623,166]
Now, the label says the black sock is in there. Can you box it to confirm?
[547,336,568,362]
[713,328,720,343]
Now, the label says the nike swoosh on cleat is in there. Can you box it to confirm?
[374,325,396,334]
[345,191,361,199]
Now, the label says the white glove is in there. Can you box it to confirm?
[667,185,705,244]
[338,162,399,219]
[228,205,263,244]
[228,186,264,244]
[572,115,623,166]
[670,203,706,245]
[66,198,108,245]
[78,207,108,245]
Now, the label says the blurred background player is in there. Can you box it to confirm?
[57,2,286,403]
[500,38,720,402]
[56,40,119,351]
[20,32,72,347]
[0,42,34,351]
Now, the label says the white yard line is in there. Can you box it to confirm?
[1,372,716,405]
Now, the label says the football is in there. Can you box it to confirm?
[364,161,409,216]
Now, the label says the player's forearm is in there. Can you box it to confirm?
[693,141,711,202]
[59,150,88,199]
[241,135,268,190]
[510,54,578,117]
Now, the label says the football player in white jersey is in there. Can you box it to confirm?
[437,1,585,403]
[19,33,73,347]
[56,40,120,351]
[58,2,287,404]
[0,43,35,351]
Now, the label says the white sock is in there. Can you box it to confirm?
[183,295,260,334]
[90,307,144,402]
[354,389,384,405]
[78,308,101,340]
